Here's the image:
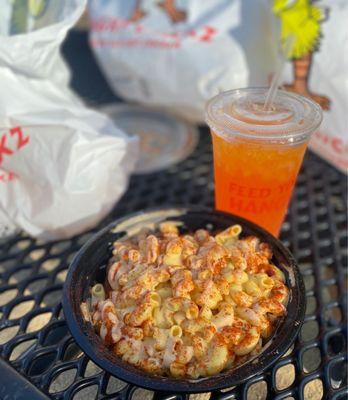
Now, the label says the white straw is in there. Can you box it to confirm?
[263,36,294,111]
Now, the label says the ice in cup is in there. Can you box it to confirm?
[205,88,323,236]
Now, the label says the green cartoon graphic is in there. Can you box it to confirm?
[273,0,330,110]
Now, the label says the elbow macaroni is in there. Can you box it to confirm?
[86,223,289,378]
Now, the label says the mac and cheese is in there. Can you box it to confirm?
[82,223,289,378]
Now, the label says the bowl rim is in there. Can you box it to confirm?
[62,206,306,393]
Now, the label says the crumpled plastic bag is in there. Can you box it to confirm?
[0,0,138,240]
[89,0,347,174]
[88,0,278,123]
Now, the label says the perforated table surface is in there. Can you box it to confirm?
[0,31,347,400]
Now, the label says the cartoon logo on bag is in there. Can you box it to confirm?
[28,0,48,18]
[129,0,187,24]
[9,0,48,34]
[273,0,331,110]
[91,1,216,48]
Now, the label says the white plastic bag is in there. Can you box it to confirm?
[0,0,138,240]
[88,0,278,123]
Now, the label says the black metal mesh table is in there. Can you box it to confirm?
[0,31,347,400]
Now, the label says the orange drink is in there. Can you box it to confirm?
[206,88,322,236]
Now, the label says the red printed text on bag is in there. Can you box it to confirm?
[0,127,30,165]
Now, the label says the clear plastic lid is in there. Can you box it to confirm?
[205,88,323,143]
[101,104,198,174]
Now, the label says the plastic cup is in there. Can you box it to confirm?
[205,88,323,236]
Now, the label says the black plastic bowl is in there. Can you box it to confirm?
[63,207,306,393]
